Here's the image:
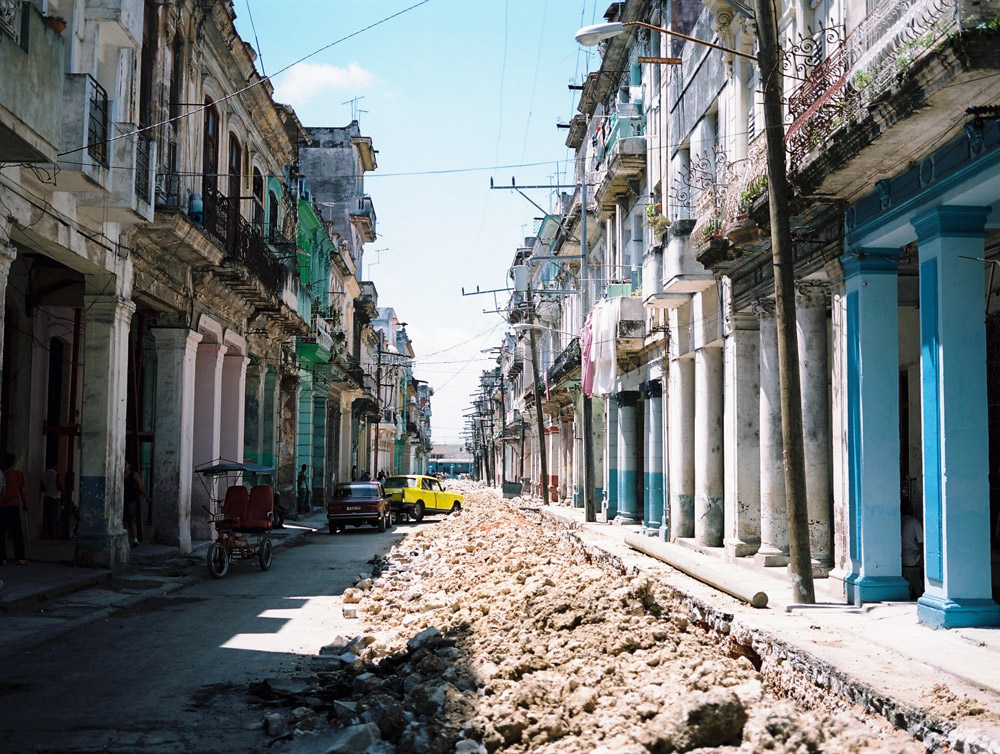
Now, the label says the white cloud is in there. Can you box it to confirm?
[273,62,374,106]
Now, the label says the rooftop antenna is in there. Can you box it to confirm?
[342,95,366,123]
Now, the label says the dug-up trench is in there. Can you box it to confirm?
[253,486,990,754]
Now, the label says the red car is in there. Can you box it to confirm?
[327,482,391,533]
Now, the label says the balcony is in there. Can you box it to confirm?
[85,0,143,48]
[0,2,64,162]
[55,74,110,192]
[594,104,647,215]
[77,122,155,223]
[297,316,334,365]
[785,0,1000,197]
[356,280,378,321]
[349,196,376,242]
[547,337,581,387]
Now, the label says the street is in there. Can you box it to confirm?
[0,523,403,754]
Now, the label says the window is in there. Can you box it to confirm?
[228,133,242,201]
[268,190,279,237]
[252,167,264,233]
[202,99,219,198]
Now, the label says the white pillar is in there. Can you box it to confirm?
[668,356,695,539]
[694,346,724,546]
[0,241,17,426]
[615,390,641,525]
[796,281,833,565]
[724,312,760,557]
[220,351,248,462]
[191,340,226,541]
[76,291,135,569]
[151,328,201,552]
[756,299,788,566]
[604,398,618,520]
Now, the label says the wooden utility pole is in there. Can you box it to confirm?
[754,0,815,603]
[526,287,550,504]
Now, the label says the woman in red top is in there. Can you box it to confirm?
[0,452,29,565]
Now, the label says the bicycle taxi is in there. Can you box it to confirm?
[195,459,276,579]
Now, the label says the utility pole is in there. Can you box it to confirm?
[754,0,815,603]
[526,287,550,504]
[580,158,597,522]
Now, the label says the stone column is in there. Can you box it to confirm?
[669,357,695,539]
[191,340,226,541]
[604,398,618,521]
[840,248,909,604]
[220,351,248,463]
[724,311,760,557]
[825,261,851,593]
[912,207,999,628]
[0,241,18,429]
[243,359,263,464]
[547,425,560,503]
[573,393,584,508]
[312,369,330,504]
[755,299,788,566]
[695,346,724,546]
[261,368,278,469]
[615,390,641,525]
[796,281,833,565]
[642,380,665,536]
[297,368,314,483]
[151,328,201,551]
[76,292,135,569]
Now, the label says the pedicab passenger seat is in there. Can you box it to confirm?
[241,485,274,532]
[215,485,250,530]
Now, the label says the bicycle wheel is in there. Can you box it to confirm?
[207,542,229,579]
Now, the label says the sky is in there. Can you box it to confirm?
[233,0,604,446]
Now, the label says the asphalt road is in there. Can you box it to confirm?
[0,522,404,754]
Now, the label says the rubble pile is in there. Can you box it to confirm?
[256,488,923,754]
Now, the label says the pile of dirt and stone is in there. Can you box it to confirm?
[252,487,924,754]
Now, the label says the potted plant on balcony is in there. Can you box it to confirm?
[701,217,725,242]
[43,14,67,33]
[645,202,671,241]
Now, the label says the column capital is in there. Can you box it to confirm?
[152,327,202,352]
[0,238,17,275]
[83,294,136,325]
[795,280,830,307]
[640,379,663,399]
[615,390,640,408]
[840,247,902,278]
[752,298,776,318]
[911,205,990,242]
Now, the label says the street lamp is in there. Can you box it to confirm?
[575,9,814,603]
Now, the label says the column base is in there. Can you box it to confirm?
[917,594,1000,629]
[844,573,909,606]
[75,530,130,570]
[754,546,788,567]
[724,538,759,558]
[613,514,643,526]
[641,523,663,537]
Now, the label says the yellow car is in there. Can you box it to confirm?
[383,475,463,522]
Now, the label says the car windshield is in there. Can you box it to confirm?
[384,477,416,488]
[334,483,380,498]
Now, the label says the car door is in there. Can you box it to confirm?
[427,477,449,512]
[420,476,439,511]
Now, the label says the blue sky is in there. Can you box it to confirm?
[234,0,603,445]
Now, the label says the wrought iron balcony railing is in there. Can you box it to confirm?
[87,76,109,166]
[1,0,21,43]
[134,135,151,203]
[784,0,995,169]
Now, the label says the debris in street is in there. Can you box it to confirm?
[256,487,923,753]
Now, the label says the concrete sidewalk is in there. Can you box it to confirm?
[0,510,328,613]
[537,502,1000,753]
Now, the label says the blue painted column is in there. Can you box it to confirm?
[642,380,665,536]
[615,390,642,524]
[912,206,999,629]
[604,398,618,520]
[841,247,910,604]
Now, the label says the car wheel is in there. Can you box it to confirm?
[258,537,273,571]
[377,512,386,533]
[207,542,229,579]
[450,502,462,513]
[413,501,425,522]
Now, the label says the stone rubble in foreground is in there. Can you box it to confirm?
[252,487,923,754]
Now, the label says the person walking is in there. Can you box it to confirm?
[0,452,29,565]
[297,465,309,514]
[123,459,150,547]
